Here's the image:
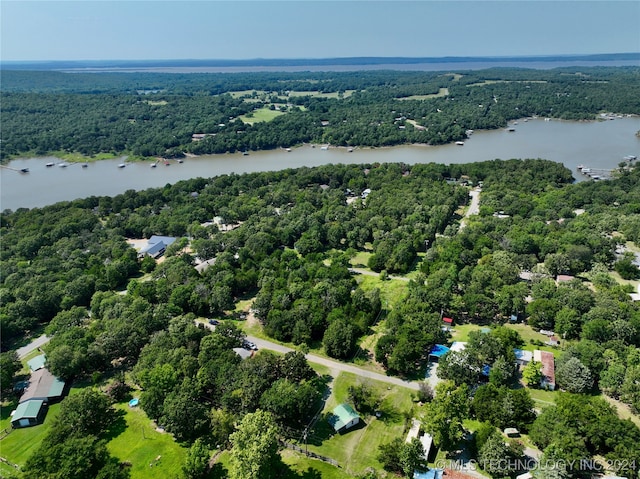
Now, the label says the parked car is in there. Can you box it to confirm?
[208,319,219,326]
[243,340,258,351]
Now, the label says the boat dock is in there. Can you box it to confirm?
[577,165,615,180]
[1,165,29,173]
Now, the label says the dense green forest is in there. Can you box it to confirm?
[3,158,640,478]
[2,66,639,160]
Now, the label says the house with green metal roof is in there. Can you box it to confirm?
[328,403,360,433]
[11,400,46,428]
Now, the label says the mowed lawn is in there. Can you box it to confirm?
[106,402,187,479]
[0,387,186,479]
[0,383,90,468]
[0,400,63,470]
[240,107,285,124]
[306,372,414,476]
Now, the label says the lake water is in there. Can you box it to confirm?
[2,117,639,211]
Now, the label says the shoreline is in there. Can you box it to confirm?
[4,114,637,165]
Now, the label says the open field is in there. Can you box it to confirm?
[228,89,355,101]
[349,250,372,268]
[0,383,186,479]
[396,88,449,100]
[0,401,62,467]
[466,80,548,87]
[287,90,356,99]
[239,107,285,124]
[450,323,484,342]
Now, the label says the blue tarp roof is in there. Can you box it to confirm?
[429,344,450,358]
[482,364,491,377]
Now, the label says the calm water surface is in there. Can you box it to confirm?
[2,117,639,211]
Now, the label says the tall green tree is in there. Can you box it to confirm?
[182,439,210,479]
[228,410,280,479]
[422,381,469,451]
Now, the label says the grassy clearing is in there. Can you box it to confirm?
[0,383,186,479]
[441,73,463,81]
[287,90,355,99]
[106,403,187,479]
[354,275,408,309]
[306,372,414,475]
[396,88,450,100]
[349,251,372,267]
[466,80,548,87]
[229,90,266,98]
[240,107,285,125]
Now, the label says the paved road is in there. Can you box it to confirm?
[200,321,420,391]
[246,335,421,391]
[460,187,481,230]
[16,334,51,359]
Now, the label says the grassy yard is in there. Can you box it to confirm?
[0,383,186,479]
[240,107,284,125]
[0,401,63,467]
[349,251,372,268]
[305,372,414,476]
[504,323,559,354]
[106,402,187,479]
[450,323,484,342]
[280,450,354,479]
[0,382,94,467]
[527,387,558,407]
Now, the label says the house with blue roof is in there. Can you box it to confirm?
[138,235,177,259]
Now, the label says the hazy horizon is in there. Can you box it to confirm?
[2,1,639,62]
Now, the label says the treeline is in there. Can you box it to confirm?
[2,67,639,159]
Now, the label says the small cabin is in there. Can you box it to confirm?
[328,403,360,433]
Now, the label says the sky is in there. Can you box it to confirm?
[1,1,639,61]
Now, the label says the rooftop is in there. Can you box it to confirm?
[12,399,45,421]
[27,354,46,372]
[20,368,66,404]
[328,403,360,431]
